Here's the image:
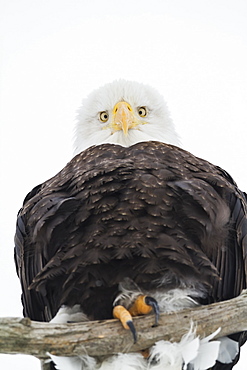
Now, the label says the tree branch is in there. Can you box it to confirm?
[1,290,247,360]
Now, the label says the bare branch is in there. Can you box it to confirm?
[0,290,247,360]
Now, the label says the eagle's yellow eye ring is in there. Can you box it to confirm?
[138,107,147,117]
[99,111,109,122]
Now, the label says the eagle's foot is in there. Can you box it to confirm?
[130,295,160,327]
[113,295,160,343]
[113,305,137,343]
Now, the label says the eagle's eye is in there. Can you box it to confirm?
[99,111,109,122]
[138,107,147,117]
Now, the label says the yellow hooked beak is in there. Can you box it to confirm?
[111,101,140,135]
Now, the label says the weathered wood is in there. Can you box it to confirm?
[0,290,247,360]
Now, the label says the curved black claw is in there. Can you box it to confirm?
[126,320,137,343]
[145,296,160,327]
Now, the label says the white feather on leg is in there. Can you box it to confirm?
[98,353,146,370]
[148,326,221,370]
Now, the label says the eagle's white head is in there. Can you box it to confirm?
[74,80,180,155]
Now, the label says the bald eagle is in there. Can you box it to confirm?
[15,80,247,370]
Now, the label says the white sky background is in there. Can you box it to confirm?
[0,0,247,369]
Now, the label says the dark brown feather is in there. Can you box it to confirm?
[14,142,247,363]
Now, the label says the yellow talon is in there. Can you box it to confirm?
[112,295,159,343]
[129,295,152,316]
[113,305,137,343]
[113,305,133,329]
[130,295,159,327]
